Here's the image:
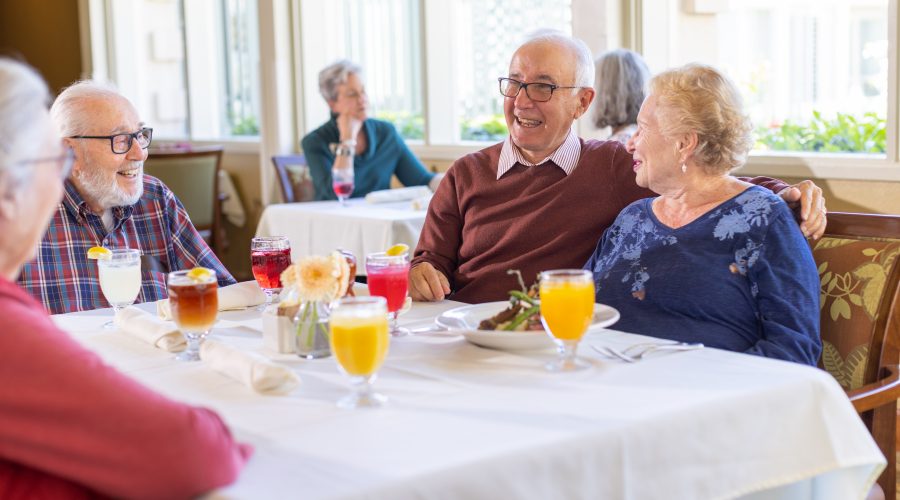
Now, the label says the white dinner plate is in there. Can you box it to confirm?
[434,301,620,351]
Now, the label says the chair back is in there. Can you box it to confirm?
[812,212,900,500]
[272,154,314,203]
[813,212,900,390]
[144,146,224,252]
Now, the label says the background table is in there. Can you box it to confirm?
[55,300,885,500]
[255,199,426,272]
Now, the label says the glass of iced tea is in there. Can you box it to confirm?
[332,165,354,206]
[365,251,410,337]
[539,269,595,372]
[168,268,219,361]
[251,236,292,309]
[330,296,390,409]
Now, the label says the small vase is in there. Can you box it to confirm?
[293,300,331,359]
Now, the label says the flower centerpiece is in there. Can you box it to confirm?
[279,251,351,359]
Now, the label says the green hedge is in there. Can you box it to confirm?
[755,111,885,154]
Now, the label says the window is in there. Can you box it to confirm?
[298,0,572,145]
[641,0,889,157]
[88,0,261,141]
[299,0,424,140]
[450,0,572,142]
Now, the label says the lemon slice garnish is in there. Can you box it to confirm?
[87,246,112,260]
[186,267,213,281]
[385,244,409,256]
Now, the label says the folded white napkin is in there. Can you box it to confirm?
[410,194,433,211]
[200,340,300,394]
[115,306,186,352]
[365,186,432,204]
[157,281,266,319]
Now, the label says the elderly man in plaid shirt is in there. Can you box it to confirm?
[16,81,235,314]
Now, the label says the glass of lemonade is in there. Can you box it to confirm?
[330,296,390,409]
[167,269,219,361]
[365,251,410,337]
[539,269,595,372]
[98,248,142,328]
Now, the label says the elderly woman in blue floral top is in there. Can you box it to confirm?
[584,64,821,366]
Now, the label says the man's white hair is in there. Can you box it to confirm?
[51,80,125,137]
[521,29,595,88]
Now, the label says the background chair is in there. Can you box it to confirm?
[272,154,315,203]
[812,212,900,499]
[144,145,226,255]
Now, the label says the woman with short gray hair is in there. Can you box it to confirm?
[593,49,650,144]
[302,59,441,201]
[0,57,250,498]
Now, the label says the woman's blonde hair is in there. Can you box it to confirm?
[649,63,753,174]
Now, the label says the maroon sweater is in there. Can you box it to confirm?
[412,139,787,304]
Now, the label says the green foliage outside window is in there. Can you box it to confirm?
[230,115,260,136]
[376,111,425,140]
[460,114,508,142]
[755,111,885,154]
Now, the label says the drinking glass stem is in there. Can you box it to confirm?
[353,376,373,401]
[185,334,201,358]
[558,340,580,370]
[259,289,277,310]
[389,311,405,337]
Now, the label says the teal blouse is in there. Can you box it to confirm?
[301,116,434,201]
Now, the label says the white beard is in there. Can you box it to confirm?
[73,162,144,210]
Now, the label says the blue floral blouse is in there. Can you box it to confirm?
[584,186,821,365]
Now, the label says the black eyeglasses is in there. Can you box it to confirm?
[498,77,583,103]
[16,148,75,181]
[70,127,153,154]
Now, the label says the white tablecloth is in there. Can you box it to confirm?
[255,199,425,272]
[55,299,884,500]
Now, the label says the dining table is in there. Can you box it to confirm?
[54,293,885,500]
[255,199,426,273]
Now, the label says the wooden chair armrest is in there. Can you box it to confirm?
[847,365,900,413]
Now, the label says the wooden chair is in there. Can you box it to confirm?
[272,154,314,203]
[812,212,900,499]
[144,145,226,254]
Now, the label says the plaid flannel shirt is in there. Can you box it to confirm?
[17,175,236,314]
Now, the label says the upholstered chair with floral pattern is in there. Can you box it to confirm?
[812,212,900,499]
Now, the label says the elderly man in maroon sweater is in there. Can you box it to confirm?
[410,32,827,304]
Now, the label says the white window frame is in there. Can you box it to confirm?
[77,0,265,154]
[629,0,900,181]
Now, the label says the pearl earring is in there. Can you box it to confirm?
[681,163,687,174]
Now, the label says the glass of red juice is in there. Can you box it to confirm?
[366,251,410,337]
[250,236,292,310]
[332,165,354,206]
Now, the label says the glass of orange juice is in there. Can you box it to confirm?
[330,296,391,409]
[539,269,595,372]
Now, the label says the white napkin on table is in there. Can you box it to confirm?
[200,340,300,394]
[410,194,433,211]
[115,306,186,352]
[365,186,432,204]
[157,281,266,319]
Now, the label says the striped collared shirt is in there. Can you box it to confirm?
[16,175,235,314]
[496,129,582,179]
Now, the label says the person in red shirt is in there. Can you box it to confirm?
[0,58,251,499]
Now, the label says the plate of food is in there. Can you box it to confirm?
[434,301,620,351]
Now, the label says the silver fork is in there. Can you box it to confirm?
[591,342,704,363]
